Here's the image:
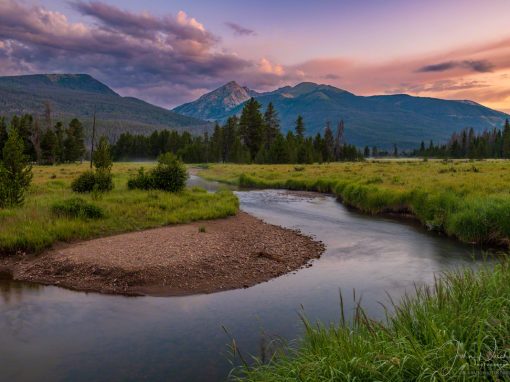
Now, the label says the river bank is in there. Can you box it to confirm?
[0,212,324,296]
[198,161,510,247]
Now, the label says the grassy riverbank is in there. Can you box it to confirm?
[199,160,510,246]
[236,261,510,381]
[0,163,238,255]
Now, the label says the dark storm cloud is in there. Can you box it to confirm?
[225,22,256,36]
[417,60,494,73]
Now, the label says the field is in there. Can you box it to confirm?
[235,261,510,381]
[0,163,238,255]
[199,160,510,246]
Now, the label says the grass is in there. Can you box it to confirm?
[199,160,510,246]
[0,162,238,255]
[235,261,510,381]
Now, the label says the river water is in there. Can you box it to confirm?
[0,176,490,381]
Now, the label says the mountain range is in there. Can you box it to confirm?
[174,81,509,149]
[0,74,507,149]
[0,74,208,139]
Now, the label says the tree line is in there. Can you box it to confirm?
[413,120,510,159]
[0,113,86,165]
[113,98,363,163]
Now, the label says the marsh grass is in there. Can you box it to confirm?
[200,160,510,246]
[235,261,510,381]
[0,163,238,255]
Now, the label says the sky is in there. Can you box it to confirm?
[1,0,510,112]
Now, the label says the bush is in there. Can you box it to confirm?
[52,197,104,219]
[128,153,188,192]
[127,167,153,190]
[71,170,113,193]
[71,171,96,193]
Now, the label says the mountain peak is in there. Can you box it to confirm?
[174,80,255,120]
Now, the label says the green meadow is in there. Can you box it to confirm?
[0,163,238,255]
[200,160,510,246]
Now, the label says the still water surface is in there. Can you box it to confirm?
[0,176,489,381]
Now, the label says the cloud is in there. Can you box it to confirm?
[225,22,256,36]
[0,0,285,106]
[417,60,494,73]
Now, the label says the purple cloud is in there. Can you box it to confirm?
[225,22,256,36]
[0,0,262,106]
[417,60,494,73]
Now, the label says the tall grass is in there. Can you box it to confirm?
[0,163,238,255]
[200,161,510,246]
[235,261,510,381]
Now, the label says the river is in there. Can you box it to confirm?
[0,175,490,381]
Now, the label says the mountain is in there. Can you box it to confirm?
[0,74,209,139]
[173,81,509,149]
[174,81,259,121]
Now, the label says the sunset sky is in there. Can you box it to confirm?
[1,0,510,112]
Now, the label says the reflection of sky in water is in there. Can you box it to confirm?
[0,178,491,381]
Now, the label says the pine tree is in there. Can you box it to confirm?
[0,128,33,207]
[40,128,57,165]
[54,122,65,163]
[223,116,238,162]
[263,103,280,147]
[0,117,7,160]
[210,123,223,162]
[239,98,264,160]
[323,123,334,162]
[503,119,510,158]
[64,118,85,162]
[333,120,344,160]
[393,143,398,157]
[364,145,370,157]
[295,115,305,140]
[93,136,113,172]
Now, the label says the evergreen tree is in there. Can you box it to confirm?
[209,123,223,162]
[295,115,305,140]
[0,117,7,160]
[54,122,65,163]
[40,128,57,165]
[503,119,510,158]
[393,143,398,157]
[333,120,344,160]
[323,123,334,162]
[263,103,280,148]
[364,145,370,157]
[64,118,85,162]
[93,136,113,171]
[223,116,238,162]
[0,128,33,207]
[239,98,264,160]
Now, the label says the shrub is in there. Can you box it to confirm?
[52,197,104,219]
[71,170,113,193]
[71,171,96,193]
[94,170,114,192]
[127,167,153,190]
[128,153,188,192]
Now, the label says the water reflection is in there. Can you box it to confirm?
[0,178,494,381]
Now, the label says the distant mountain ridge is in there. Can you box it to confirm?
[0,74,209,139]
[173,81,509,149]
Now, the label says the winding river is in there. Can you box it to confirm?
[0,176,491,381]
